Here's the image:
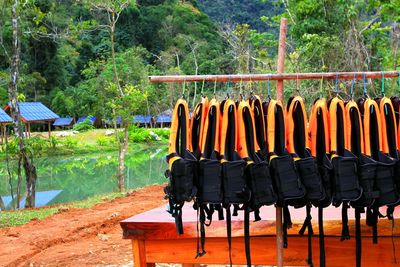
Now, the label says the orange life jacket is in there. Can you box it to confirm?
[168,98,190,169]
[200,98,220,159]
[361,98,382,159]
[189,96,209,155]
[267,99,286,156]
[328,97,346,156]
[286,96,309,157]
[344,100,364,156]
[237,100,257,162]
[249,95,265,154]
[220,99,238,163]
[377,97,398,158]
[309,98,330,158]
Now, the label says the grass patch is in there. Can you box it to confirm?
[0,208,59,228]
[0,191,126,228]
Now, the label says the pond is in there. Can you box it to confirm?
[0,144,168,210]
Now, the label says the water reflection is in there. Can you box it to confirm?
[0,144,168,210]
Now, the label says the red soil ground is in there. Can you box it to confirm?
[0,185,166,267]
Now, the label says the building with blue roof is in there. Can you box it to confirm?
[0,108,12,124]
[133,115,152,127]
[76,115,96,124]
[155,115,172,127]
[0,109,12,144]
[53,117,74,128]
[4,102,59,137]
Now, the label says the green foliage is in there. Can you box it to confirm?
[73,118,95,132]
[0,208,59,228]
[152,128,170,140]
[128,125,152,142]
[0,191,125,227]
[62,136,79,149]
[96,136,114,146]
[197,0,283,32]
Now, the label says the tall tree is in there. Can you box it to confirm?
[7,0,38,208]
[88,0,136,191]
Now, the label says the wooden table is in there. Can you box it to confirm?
[120,204,400,266]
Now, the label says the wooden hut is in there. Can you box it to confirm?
[155,115,172,128]
[0,109,12,144]
[53,117,74,129]
[133,115,152,128]
[4,102,59,138]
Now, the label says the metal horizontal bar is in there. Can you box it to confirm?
[149,71,400,83]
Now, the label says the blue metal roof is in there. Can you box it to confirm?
[76,116,96,124]
[133,115,152,124]
[6,102,59,122]
[156,115,172,123]
[0,108,12,123]
[53,117,74,126]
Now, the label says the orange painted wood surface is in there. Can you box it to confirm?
[120,205,400,266]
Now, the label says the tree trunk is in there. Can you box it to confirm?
[117,123,128,192]
[5,129,16,209]
[8,0,37,209]
[0,192,5,210]
[110,17,122,95]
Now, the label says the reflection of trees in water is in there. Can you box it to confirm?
[1,145,168,207]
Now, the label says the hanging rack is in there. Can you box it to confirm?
[150,71,400,83]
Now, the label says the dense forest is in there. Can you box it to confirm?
[197,0,283,32]
[0,0,399,118]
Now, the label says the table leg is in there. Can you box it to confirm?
[132,239,155,267]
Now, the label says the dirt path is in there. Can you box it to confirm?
[0,185,166,267]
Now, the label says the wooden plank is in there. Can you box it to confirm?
[144,236,400,266]
[132,239,147,267]
[121,205,400,240]
[149,71,400,83]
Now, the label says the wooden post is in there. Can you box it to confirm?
[27,123,30,138]
[48,121,51,138]
[276,17,288,267]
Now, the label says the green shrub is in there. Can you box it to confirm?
[26,137,48,156]
[96,136,114,146]
[63,136,78,149]
[73,118,95,132]
[152,128,170,140]
[128,125,151,142]
[48,136,60,149]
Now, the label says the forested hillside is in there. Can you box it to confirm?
[0,0,226,117]
[197,0,283,32]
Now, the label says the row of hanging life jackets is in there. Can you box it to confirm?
[164,93,400,267]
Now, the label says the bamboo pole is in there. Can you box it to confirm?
[275,17,287,267]
[149,71,400,83]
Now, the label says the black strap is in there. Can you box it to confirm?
[366,207,378,244]
[226,205,233,266]
[355,208,362,267]
[169,199,184,235]
[199,206,207,257]
[318,206,326,267]
[283,205,292,248]
[195,203,201,258]
[254,208,262,222]
[215,204,225,220]
[341,202,350,241]
[372,208,378,244]
[299,203,314,267]
[244,207,251,267]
